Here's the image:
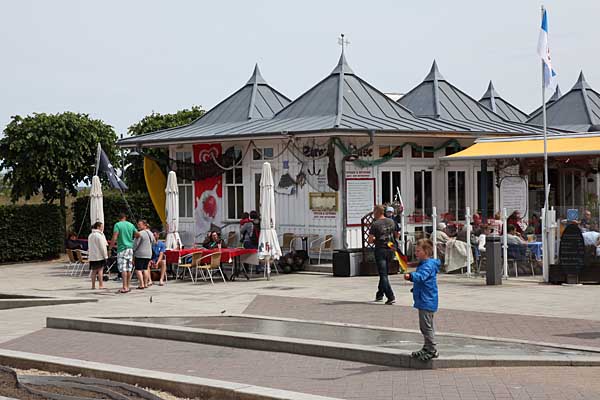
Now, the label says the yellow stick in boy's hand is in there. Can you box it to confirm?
[388,241,408,273]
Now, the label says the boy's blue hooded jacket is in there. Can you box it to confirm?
[409,258,440,312]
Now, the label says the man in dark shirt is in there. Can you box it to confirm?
[368,205,396,304]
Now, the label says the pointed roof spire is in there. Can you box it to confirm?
[424,60,445,82]
[331,34,354,75]
[572,70,591,90]
[481,81,499,100]
[550,84,562,101]
[246,63,267,85]
[481,81,498,113]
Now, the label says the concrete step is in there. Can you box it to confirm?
[304,263,332,273]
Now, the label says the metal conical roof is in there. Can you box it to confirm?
[479,81,528,123]
[528,85,562,118]
[194,64,291,125]
[527,71,600,131]
[268,51,460,132]
[398,62,547,133]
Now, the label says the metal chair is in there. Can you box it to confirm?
[196,252,225,284]
[309,235,334,264]
[507,243,535,277]
[74,249,89,276]
[65,249,79,275]
[177,252,203,283]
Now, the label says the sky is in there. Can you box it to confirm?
[1,0,599,137]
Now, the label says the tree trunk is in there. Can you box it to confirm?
[60,191,67,252]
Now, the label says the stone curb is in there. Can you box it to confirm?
[46,316,600,369]
[235,313,600,354]
[0,349,341,400]
[0,297,97,310]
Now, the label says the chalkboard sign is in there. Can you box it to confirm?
[559,224,585,275]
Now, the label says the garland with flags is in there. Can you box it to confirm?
[162,137,463,181]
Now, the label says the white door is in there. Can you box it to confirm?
[379,169,403,205]
[410,168,435,217]
[445,168,468,221]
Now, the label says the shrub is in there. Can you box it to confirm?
[0,204,63,262]
[72,191,162,238]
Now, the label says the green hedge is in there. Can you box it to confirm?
[72,191,162,238]
[0,204,64,262]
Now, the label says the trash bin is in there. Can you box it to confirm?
[333,249,362,277]
[485,235,502,285]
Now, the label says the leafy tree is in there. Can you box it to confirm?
[0,112,118,234]
[125,106,205,192]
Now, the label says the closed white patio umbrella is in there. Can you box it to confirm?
[258,162,282,280]
[165,171,182,250]
[90,175,104,226]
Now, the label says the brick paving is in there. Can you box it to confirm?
[3,328,600,400]
[243,295,600,349]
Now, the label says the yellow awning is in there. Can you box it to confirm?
[443,134,600,160]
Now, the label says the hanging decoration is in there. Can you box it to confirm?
[327,141,339,191]
[296,161,307,189]
[332,137,461,168]
[276,160,297,195]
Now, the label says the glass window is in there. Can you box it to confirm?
[412,146,434,158]
[380,171,401,205]
[225,147,244,219]
[447,171,466,220]
[253,147,274,160]
[379,145,402,158]
[175,151,194,218]
[414,170,432,216]
[445,146,462,156]
[477,171,494,218]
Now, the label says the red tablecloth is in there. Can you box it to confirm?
[165,248,257,264]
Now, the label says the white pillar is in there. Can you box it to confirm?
[466,206,472,276]
[432,206,438,260]
[502,207,508,278]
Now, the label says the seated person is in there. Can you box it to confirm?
[580,209,593,232]
[477,225,491,254]
[66,232,83,251]
[435,223,450,245]
[582,230,600,257]
[507,225,527,246]
[149,229,167,285]
[202,231,225,249]
[507,211,526,239]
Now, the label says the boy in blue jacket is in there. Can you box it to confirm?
[404,238,440,361]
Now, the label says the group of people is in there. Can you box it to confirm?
[81,213,168,293]
[368,204,440,362]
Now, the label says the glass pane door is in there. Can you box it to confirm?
[380,170,401,205]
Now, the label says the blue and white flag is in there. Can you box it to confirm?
[537,8,558,90]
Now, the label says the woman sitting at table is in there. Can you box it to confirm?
[202,231,225,249]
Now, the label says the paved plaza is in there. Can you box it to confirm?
[1,259,600,399]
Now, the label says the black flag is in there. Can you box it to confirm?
[99,148,128,191]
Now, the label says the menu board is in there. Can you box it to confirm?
[346,178,375,226]
[500,177,528,216]
[559,224,585,274]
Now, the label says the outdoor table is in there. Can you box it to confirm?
[527,241,543,261]
[165,248,258,280]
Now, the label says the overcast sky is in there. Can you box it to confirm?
[1,0,598,136]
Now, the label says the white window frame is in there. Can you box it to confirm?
[378,168,403,205]
[175,151,194,219]
[252,147,274,161]
[446,169,467,221]
[224,147,244,220]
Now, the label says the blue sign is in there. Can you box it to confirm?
[566,209,579,222]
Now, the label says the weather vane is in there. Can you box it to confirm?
[338,34,350,52]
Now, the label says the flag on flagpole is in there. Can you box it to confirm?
[537,8,558,90]
[98,146,128,191]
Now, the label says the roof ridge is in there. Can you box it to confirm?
[333,37,352,127]
[481,81,498,112]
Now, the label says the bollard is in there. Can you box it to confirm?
[486,235,502,285]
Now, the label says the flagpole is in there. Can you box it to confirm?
[541,5,550,283]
